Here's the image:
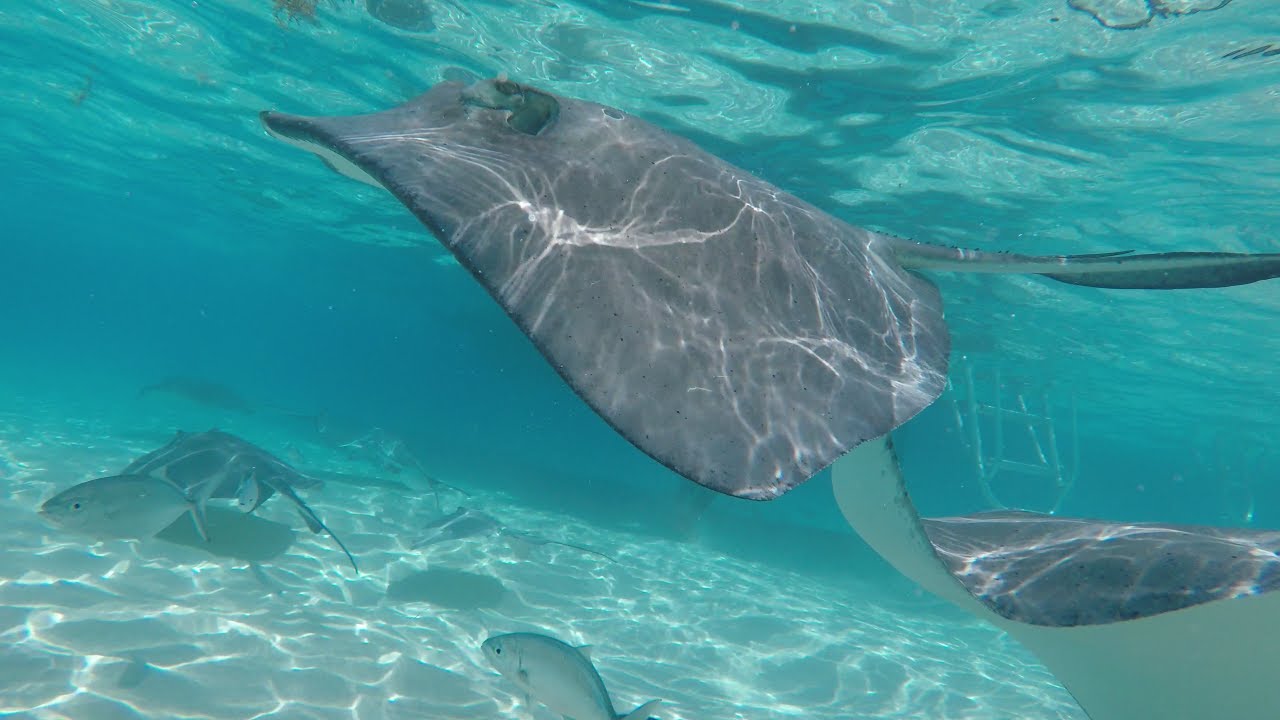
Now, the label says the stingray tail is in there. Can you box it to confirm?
[270,482,360,574]
[617,699,662,720]
[888,237,1280,289]
[404,452,471,512]
[543,539,618,564]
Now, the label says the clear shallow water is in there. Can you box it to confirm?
[1,0,1278,718]
[0,398,1085,719]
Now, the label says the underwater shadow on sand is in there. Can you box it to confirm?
[156,506,295,563]
[385,568,507,610]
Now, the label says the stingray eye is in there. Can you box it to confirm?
[494,80,520,96]
[506,91,559,136]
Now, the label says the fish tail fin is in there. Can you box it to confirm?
[888,237,1280,290]
[153,474,210,543]
[618,699,662,720]
[543,540,618,564]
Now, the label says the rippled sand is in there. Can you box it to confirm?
[0,409,1083,720]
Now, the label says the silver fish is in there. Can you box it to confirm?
[482,632,660,720]
[39,474,209,542]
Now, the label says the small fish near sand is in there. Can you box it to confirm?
[412,507,617,563]
[39,474,210,542]
[482,632,661,720]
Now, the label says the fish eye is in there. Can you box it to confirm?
[72,502,81,510]
[494,646,502,655]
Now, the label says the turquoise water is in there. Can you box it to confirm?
[2,1,1279,718]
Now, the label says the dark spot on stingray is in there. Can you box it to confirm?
[365,0,434,32]
[156,506,295,562]
[385,568,506,609]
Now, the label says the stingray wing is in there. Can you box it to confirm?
[261,82,950,499]
[833,437,1280,720]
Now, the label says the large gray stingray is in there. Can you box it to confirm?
[123,429,359,572]
[138,376,325,428]
[832,436,1280,719]
[260,76,1280,500]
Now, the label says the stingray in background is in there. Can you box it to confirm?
[139,376,325,428]
[260,76,1280,501]
[139,377,256,415]
[123,429,359,572]
[334,426,470,511]
[831,435,1280,719]
[412,507,618,563]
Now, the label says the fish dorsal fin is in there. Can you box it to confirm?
[617,699,662,720]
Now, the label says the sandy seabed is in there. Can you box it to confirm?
[0,407,1085,720]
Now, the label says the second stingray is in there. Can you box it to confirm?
[123,429,359,572]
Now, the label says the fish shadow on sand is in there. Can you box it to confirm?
[155,506,295,563]
[385,567,507,609]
